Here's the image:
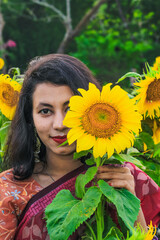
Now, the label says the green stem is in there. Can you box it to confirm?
[85,221,97,240]
[96,197,104,240]
[96,156,102,167]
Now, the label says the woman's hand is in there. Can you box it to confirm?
[96,165,136,195]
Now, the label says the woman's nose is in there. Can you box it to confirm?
[53,112,66,130]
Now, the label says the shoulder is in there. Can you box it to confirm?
[0,168,14,179]
[0,168,15,190]
[0,168,42,210]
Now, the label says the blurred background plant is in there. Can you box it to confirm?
[0,0,159,186]
[117,56,160,186]
[0,0,159,83]
[0,62,22,171]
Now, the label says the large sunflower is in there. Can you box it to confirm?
[0,74,21,120]
[134,72,160,118]
[63,83,142,159]
[0,58,4,70]
[152,56,160,71]
[152,119,160,144]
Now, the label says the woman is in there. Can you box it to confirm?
[0,54,159,240]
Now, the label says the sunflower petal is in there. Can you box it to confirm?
[76,133,95,152]
[93,138,108,158]
[67,127,84,145]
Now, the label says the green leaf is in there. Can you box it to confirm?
[98,180,140,231]
[58,139,68,147]
[85,157,95,165]
[113,153,144,168]
[103,156,124,165]
[75,166,97,198]
[104,227,124,240]
[117,72,141,83]
[133,138,144,152]
[139,132,154,149]
[73,150,92,160]
[0,121,10,148]
[153,143,160,157]
[45,187,102,240]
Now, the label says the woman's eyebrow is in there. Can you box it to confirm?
[37,100,69,108]
[37,103,53,108]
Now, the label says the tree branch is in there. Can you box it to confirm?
[71,0,106,38]
[115,0,128,28]
[115,0,137,44]
[57,0,106,53]
[65,0,72,32]
[32,0,66,21]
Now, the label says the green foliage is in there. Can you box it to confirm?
[113,153,144,168]
[117,72,142,83]
[75,166,97,199]
[103,227,124,240]
[0,112,10,170]
[98,180,140,232]
[45,187,102,240]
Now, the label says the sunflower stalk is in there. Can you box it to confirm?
[95,197,104,240]
[96,156,102,167]
[84,221,97,240]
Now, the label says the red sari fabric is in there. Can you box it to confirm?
[0,163,159,240]
[15,163,160,240]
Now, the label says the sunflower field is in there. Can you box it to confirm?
[1,57,160,185]
[0,56,160,239]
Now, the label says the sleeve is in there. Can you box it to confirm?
[124,162,160,227]
[0,196,17,240]
[0,173,18,240]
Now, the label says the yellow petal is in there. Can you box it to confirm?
[76,133,95,152]
[105,139,114,159]
[63,111,82,128]
[67,127,84,145]
[101,83,112,102]
[93,138,107,158]
[69,95,86,112]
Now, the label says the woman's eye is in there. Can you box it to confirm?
[39,109,52,115]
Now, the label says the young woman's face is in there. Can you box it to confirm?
[32,82,76,157]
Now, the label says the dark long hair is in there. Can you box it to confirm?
[4,54,101,179]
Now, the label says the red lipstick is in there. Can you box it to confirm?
[52,135,67,144]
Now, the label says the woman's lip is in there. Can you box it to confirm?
[51,136,67,144]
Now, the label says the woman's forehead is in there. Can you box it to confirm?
[32,83,73,107]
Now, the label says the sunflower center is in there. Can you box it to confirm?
[146,78,160,102]
[81,103,121,138]
[1,83,19,106]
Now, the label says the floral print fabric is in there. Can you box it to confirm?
[0,169,42,240]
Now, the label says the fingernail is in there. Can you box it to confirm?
[108,182,112,186]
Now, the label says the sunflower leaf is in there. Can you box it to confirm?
[75,166,97,199]
[0,121,10,148]
[117,72,141,83]
[58,139,68,147]
[98,180,140,231]
[45,187,102,240]
[73,150,92,160]
[139,132,154,149]
[103,227,124,240]
[113,153,144,168]
[153,143,160,157]
[85,157,95,165]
